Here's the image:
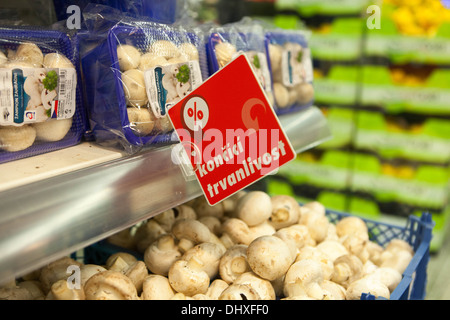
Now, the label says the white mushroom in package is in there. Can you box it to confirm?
[266,31,315,111]
[0,42,77,153]
[5,191,417,300]
[116,34,204,137]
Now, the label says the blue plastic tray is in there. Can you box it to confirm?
[0,27,87,164]
[73,209,434,300]
[81,23,208,151]
[265,30,315,116]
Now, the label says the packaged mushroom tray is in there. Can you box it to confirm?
[80,16,208,153]
[0,27,86,164]
[3,191,428,300]
[265,29,315,115]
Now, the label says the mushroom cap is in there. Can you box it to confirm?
[296,82,314,105]
[39,256,82,293]
[122,69,148,107]
[126,107,154,136]
[168,257,210,296]
[105,252,138,268]
[345,276,390,300]
[43,53,74,69]
[33,118,73,142]
[117,44,141,71]
[206,279,229,300]
[178,42,199,61]
[181,242,226,279]
[50,279,85,300]
[321,280,346,300]
[273,83,290,108]
[80,264,108,287]
[0,125,36,152]
[124,261,148,293]
[234,272,276,300]
[214,42,237,68]
[367,267,402,292]
[171,218,211,244]
[269,195,301,229]
[331,254,364,288]
[335,216,369,240]
[218,283,261,300]
[148,40,180,59]
[283,259,324,299]
[144,233,182,276]
[84,270,140,300]
[276,224,316,249]
[246,235,293,281]
[134,219,167,253]
[141,275,175,300]
[316,240,349,262]
[235,191,272,227]
[219,244,251,284]
[15,42,44,67]
[295,245,334,281]
[138,53,170,71]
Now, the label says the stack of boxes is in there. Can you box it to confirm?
[266,0,450,251]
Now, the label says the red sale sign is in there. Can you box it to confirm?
[168,54,296,205]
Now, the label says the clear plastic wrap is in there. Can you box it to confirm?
[80,5,208,153]
[53,0,183,24]
[206,18,276,109]
[265,26,315,115]
[0,26,87,164]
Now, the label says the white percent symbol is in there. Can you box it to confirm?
[183,96,209,131]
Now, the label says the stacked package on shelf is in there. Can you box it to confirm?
[353,0,450,251]
[265,0,368,213]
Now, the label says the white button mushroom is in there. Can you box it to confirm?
[133,219,167,253]
[321,280,346,300]
[335,216,369,240]
[180,242,226,279]
[298,206,330,243]
[206,279,229,300]
[219,244,252,284]
[171,218,212,253]
[168,256,210,296]
[295,245,334,281]
[122,69,148,107]
[234,191,272,227]
[273,82,290,109]
[148,40,180,60]
[117,45,142,72]
[214,42,237,68]
[14,42,44,67]
[283,259,325,300]
[141,274,175,300]
[0,125,36,152]
[315,240,349,262]
[138,53,170,71]
[48,279,85,300]
[218,283,261,300]
[192,196,226,219]
[178,43,199,61]
[233,272,276,300]
[246,235,293,281]
[295,82,315,105]
[43,53,75,69]
[84,270,140,300]
[38,256,82,294]
[33,118,73,142]
[105,252,138,269]
[331,254,364,288]
[17,280,45,300]
[275,224,316,250]
[80,264,108,287]
[153,205,197,233]
[144,233,182,276]
[269,194,301,230]
[126,107,154,136]
[365,267,402,293]
[124,261,148,294]
[345,276,390,300]
[268,44,283,73]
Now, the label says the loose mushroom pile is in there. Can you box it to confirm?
[268,42,314,109]
[117,40,201,136]
[1,191,415,300]
[0,42,75,152]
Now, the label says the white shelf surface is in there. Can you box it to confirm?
[0,106,330,283]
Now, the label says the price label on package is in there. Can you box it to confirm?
[168,54,296,205]
[0,67,76,126]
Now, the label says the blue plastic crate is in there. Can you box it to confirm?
[0,27,87,164]
[74,210,434,300]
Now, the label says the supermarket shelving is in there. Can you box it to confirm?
[0,106,330,284]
